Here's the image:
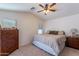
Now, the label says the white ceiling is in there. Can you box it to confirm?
[0,3,79,20]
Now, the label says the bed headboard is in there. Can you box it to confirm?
[48,31,65,35]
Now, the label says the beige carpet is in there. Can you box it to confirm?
[9,44,79,56]
[10,44,50,56]
[59,47,79,56]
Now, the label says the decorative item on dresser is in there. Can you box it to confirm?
[0,28,19,56]
[66,36,79,49]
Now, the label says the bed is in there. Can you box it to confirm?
[9,31,79,56]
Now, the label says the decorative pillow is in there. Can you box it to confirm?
[48,31,65,35]
[49,31,58,35]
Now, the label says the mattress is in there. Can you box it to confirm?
[9,44,79,56]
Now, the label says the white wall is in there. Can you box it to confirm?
[0,10,44,46]
[44,14,79,35]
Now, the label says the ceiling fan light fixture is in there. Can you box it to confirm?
[43,10,49,13]
[43,10,50,15]
[37,3,56,15]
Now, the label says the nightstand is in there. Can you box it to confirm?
[66,36,79,49]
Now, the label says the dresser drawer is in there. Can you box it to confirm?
[66,36,79,49]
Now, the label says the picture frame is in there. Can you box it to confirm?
[1,18,17,28]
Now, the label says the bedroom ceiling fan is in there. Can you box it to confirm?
[37,3,56,15]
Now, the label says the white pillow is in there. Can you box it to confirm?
[58,31,64,35]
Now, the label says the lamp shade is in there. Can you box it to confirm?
[38,29,43,34]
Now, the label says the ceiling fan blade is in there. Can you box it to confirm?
[45,4,48,10]
[50,3,56,7]
[37,10,44,12]
[39,4,44,8]
[50,9,56,12]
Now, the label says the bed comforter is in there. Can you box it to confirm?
[33,34,66,55]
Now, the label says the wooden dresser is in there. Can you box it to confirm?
[66,36,79,49]
[0,29,19,56]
